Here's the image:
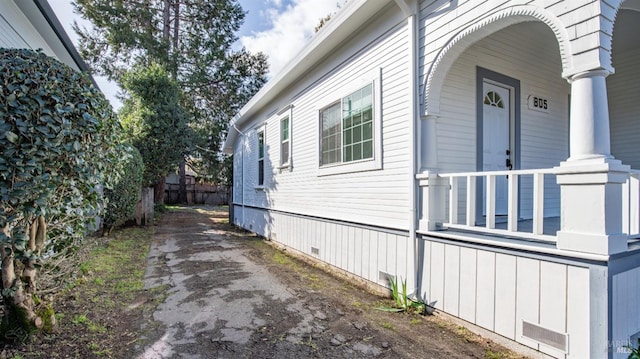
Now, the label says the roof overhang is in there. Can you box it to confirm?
[16,0,97,87]
[223,0,395,154]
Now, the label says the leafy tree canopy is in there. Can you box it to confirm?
[120,63,190,186]
[74,0,268,184]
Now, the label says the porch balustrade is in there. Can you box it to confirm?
[433,168,558,242]
[419,168,640,245]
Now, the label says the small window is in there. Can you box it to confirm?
[280,116,290,166]
[321,102,341,165]
[484,91,504,108]
[258,131,264,186]
[320,83,374,166]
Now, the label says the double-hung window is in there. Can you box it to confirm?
[320,82,375,167]
[280,116,290,166]
[257,130,265,186]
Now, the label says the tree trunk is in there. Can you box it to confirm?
[173,0,179,52]
[1,221,44,331]
[162,0,171,41]
[154,176,166,204]
[178,159,187,204]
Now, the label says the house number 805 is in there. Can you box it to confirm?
[528,95,549,113]
[533,97,547,110]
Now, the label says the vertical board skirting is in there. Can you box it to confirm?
[251,210,411,293]
[419,240,432,302]
[538,262,567,358]
[354,228,362,277]
[397,233,407,282]
[342,226,349,271]
[612,266,640,359]
[444,245,461,316]
[566,266,589,359]
[416,236,593,357]
[459,247,477,323]
[362,229,370,282]
[494,253,517,339]
[348,226,355,274]
[387,234,397,280]
[515,257,541,350]
[430,242,445,311]
[377,232,386,281]
[476,250,496,331]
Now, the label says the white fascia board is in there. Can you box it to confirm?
[223,0,395,153]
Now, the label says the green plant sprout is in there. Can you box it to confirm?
[376,275,429,315]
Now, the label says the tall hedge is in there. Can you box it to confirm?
[103,144,144,233]
[0,48,121,333]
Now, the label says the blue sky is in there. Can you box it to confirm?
[51,0,343,110]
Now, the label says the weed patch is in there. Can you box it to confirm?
[4,225,159,358]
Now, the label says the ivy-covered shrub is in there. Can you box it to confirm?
[0,48,121,333]
[103,144,144,234]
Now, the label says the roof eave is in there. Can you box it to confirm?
[222,0,393,152]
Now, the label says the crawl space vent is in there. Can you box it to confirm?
[522,321,568,352]
[378,271,393,286]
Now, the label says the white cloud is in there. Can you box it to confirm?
[239,0,342,77]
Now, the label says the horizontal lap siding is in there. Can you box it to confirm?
[609,46,640,170]
[240,12,410,230]
[437,21,568,219]
[0,2,32,48]
[419,237,591,359]
[0,15,28,48]
[419,0,600,93]
[0,2,56,54]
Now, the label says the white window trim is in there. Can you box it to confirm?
[277,105,294,171]
[317,68,382,177]
[255,124,266,190]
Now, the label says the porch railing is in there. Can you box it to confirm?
[420,167,640,245]
[623,170,640,239]
[426,168,559,242]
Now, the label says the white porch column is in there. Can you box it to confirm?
[420,114,438,171]
[418,114,446,231]
[567,70,613,162]
[555,70,630,255]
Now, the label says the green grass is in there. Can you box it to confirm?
[273,251,295,266]
[88,322,107,333]
[380,321,395,331]
[72,314,88,325]
[485,350,507,359]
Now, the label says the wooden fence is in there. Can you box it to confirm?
[164,183,229,205]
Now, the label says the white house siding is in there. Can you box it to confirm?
[435,21,569,220]
[609,47,640,169]
[232,139,245,225]
[609,8,640,169]
[419,0,621,100]
[418,236,592,359]
[0,1,54,54]
[255,210,413,288]
[236,206,413,289]
[235,5,411,231]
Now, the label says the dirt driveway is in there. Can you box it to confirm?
[133,207,522,358]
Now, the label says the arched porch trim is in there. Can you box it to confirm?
[423,5,571,116]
